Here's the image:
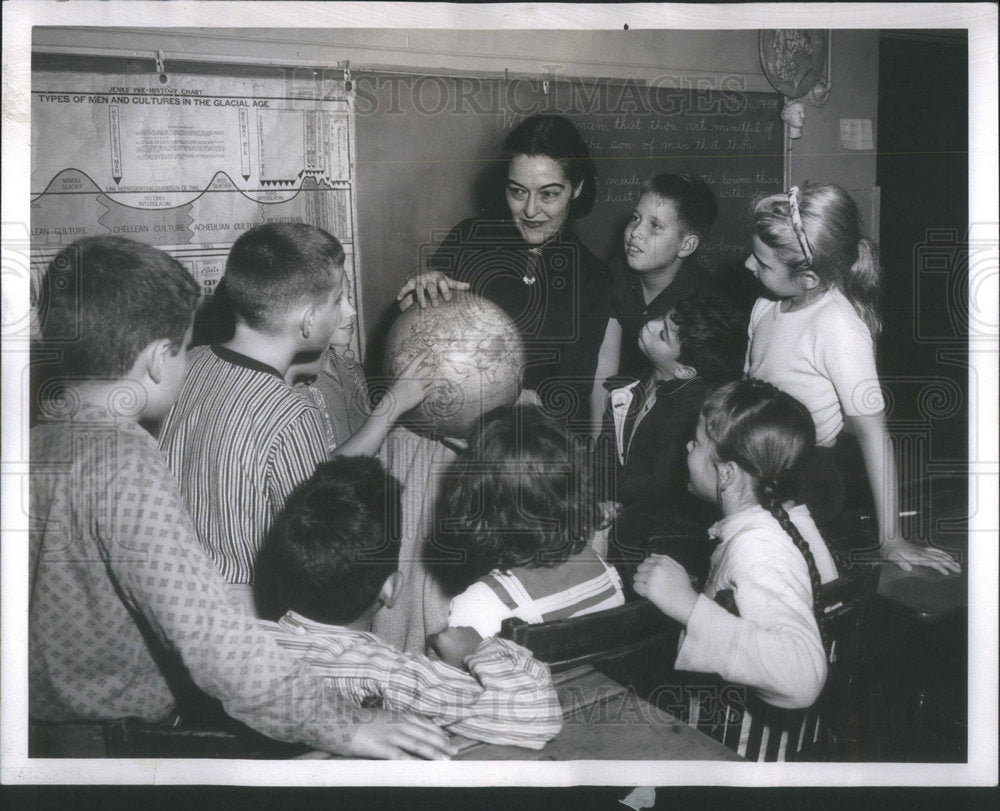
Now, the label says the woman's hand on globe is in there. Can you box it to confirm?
[388,351,435,414]
[397,271,470,311]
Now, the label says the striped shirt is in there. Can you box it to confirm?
[448,546,626,638]
[264,611,563,749]
[159,345,329,584]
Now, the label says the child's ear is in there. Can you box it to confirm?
[678,233,700,259]
[378,571,404,610]
[141,338,174,385]
[798,269,821,291]
[299,303,316,340]
[674,363,697,380]
[716,459,739,490]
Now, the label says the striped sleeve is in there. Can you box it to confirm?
[269,620,562,749]
[266,407,332,517]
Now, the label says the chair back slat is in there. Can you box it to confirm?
[500,599,679,673]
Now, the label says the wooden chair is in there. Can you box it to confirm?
[500,598,681,675]
[499,561,877,762]
[685,564,877,761]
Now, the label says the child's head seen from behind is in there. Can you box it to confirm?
[37,236,201,420]
[224,222,347,349]
[625,173,718,277]
[254,456,402,626]
[441,405,601,584]
[638,295,746,383]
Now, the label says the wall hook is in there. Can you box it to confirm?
[155,49,168,84]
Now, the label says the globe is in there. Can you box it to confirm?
[385,291,524,436]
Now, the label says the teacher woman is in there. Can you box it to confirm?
[397,114,614,432]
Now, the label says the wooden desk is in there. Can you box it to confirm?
[455,666,742,761]
[860,480,969,761]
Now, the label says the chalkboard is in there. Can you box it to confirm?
[353,73,784,357]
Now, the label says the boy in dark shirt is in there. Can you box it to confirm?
[603,295,746,587]
[606,173,722,380]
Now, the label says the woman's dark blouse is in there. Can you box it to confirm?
[429,218,612,424]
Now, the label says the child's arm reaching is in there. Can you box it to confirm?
[278,623,562,750]
[633,553,699,624]
[847,413,961,575]
[332,351,433,457]
[634,552,828,710]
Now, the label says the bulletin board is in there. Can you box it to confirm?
[30,59,364,359]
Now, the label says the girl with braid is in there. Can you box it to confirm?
[745,183,959,575]
[634,380,839,757]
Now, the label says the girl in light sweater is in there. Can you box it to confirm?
[635,379,839,760]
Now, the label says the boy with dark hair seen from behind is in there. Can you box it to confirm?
[255,456,563,750]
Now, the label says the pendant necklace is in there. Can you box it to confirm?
[522,247,542,286]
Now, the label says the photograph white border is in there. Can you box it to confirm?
[2,1,997,788]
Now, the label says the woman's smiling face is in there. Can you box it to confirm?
[505,154,581,245]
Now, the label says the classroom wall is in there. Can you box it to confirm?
[32,27,880,355]
[787,30,880,192]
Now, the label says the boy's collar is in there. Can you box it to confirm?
[604,374,639,392]
[605,374,698,394]
[211,343,284,380]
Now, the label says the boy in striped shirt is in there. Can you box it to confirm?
[255,456,563,750]
[159,223,428,588]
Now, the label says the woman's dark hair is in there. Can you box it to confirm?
[701,379,829,651]
[501,114,597,218]
[439,405,602,584]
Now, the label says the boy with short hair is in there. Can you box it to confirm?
[603,295,746,586]
[606,173,723,380]
[159,223,426,588]
[30,236,453,759]
[255,456,564,750]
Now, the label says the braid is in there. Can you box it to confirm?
[760,481,830,654]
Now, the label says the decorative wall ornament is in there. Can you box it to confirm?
[759,29,832,140]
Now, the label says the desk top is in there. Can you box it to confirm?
[876,563,967,624]
[877,486,968,623]
[455,665,741,761]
